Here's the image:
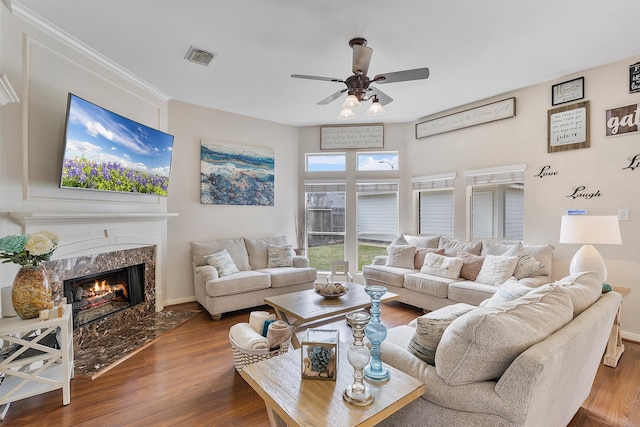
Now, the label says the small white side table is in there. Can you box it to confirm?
[0,305,74,417]
[603,287,630,368]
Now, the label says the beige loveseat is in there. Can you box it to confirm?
[191,236,317,319]
[377,271,621,426]
[362,235,553,312]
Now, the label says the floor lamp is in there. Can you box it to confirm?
[559,215,622,283]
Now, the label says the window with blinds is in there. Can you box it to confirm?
[413,173,455,237]
[465,165,525,240]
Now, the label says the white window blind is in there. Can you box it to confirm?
[464,164,526,186]
[419,190,454,236]
[304,181,347,193]
[412,172,456,191]
[355,180,399,193]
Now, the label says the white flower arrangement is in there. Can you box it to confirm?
[0,230,59,267]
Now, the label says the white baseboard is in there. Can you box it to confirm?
[163,296,197,308]
[622,330,640,343]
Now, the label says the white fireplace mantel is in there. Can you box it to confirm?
[9,211,179,227]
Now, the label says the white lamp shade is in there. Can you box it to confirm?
[341,95,361,110]
[367,101,384,115]
[559,215,622,245]
[337,108,355,119]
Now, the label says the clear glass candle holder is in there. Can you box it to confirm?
[343,311,374,406]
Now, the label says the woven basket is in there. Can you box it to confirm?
[229,334,290,372]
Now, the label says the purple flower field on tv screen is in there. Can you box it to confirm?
[62,157,169,196]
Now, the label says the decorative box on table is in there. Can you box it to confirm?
[301,329,338,380]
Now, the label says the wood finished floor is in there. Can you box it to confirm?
[1,301,639,426]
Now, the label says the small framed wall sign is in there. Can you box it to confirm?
[547,101,590,153]
[551,77,584,106]
[630,62,640,93]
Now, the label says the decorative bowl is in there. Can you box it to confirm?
[315,283,348,298]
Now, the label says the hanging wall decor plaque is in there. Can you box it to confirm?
[547,101,590,153]
[551,77,584,106]
[630,62,640,93]
[416,97,516,139]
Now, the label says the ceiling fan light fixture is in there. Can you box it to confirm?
[367,98,384,115]
[341,94,361,110]
[337,108,355,120]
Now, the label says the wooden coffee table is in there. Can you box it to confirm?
[264,283,399,348]
[240,341,425,427]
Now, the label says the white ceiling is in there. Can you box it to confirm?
[9,0,640,127]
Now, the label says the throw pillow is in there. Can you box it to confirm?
[480,277,532,308]
[190,238,251,270]
[404,234,441,249]
[475,255,518,286]
[435,284,573,386]
[408,305,475,365]
[456,251,485,281]
[204,249,240,277]
[480,240,514,256]
[389,234,411,247]
[267,245,294,268]
[420,253,464,279]
[504,243,545,279]
[244,236,288,269]
[414,248,445,269]
[438,237,482,257]
[385,245,416,269]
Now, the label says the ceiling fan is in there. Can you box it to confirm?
[291,38,429,117]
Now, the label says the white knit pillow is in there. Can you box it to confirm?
[385,245,416,269]
[475,255,518,286]
[420,253,464,279]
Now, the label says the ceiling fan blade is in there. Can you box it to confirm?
[372,67,430,84]
[318,89,347,105]
[352,44,373,75]
[291,74,344,83]
[369,87,393,105]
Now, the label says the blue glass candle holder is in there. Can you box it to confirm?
[364,285,390,382]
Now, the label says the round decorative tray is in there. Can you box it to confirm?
[315,283,348,298]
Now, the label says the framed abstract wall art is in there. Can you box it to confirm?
[200,141,274,206]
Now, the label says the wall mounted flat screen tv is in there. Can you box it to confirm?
[60,93,174,196]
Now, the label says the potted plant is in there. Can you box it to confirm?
[0,230,59,319]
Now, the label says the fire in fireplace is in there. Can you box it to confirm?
[63,264,145,329]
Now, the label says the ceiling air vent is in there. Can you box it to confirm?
[184,46,217,66]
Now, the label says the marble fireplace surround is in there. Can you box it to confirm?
[43,245,156,350]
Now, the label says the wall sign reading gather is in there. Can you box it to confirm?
[606,104,639,136]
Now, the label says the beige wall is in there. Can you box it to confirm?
[165,100,300,303]
[298,55,640,340]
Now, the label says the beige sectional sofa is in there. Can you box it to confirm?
[191,236,317,319]
[362,235,554,312]
[376,271,620,426]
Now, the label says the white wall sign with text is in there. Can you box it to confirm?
[416,97,516,139]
